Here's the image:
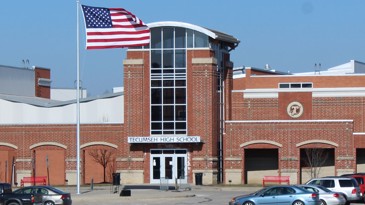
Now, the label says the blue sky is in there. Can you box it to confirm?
[1,1,364,96]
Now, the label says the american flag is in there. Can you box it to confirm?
[81,5,150,49]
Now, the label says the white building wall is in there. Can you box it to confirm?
[0,95,124,124]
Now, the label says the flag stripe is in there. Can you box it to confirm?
[87,30,150,35]
[86,41,150,49]
[87,43,149,50]
[87,34,150,40]
[81,5,150,49]
[88,36,150,43]
[88,40,148,46]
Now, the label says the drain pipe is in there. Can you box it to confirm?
[218,51,224,184]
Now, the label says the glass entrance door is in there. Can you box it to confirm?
[150,149,187,184]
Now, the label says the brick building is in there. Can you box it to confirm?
[1,21,365,186]
[225,62,365,185]
[122,21,239,185]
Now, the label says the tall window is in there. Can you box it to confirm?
[150,27,208,135]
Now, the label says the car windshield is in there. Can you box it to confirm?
[295,186,310,193]
[253,187,270,195]
[45,186,66,194]
[316,185,332,192]
[14,188,32,194]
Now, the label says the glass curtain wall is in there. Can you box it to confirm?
[149,26,208,135]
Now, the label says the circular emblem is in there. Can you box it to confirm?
[287,101,304,118]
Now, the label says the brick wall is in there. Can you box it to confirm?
[122,48,227,183]
[0,124,123,185]
[225,73,365,183]
[224,121,355,183]
[34,67,50,99]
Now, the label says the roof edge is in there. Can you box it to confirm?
[147,21,218,39]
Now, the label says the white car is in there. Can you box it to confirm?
[299,184,346,205]
[306,177,362,205]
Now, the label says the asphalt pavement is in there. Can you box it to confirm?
[62,184,365,205]
[64,184,258,205]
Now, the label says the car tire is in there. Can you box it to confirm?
[7,202,20,205]
[44,201,55,205]
[319,199,327,205]
[292,200,304,205]
[243,201,255,205]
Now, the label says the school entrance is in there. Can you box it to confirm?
[150,149,187,184]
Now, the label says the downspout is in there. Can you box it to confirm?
[219,66,224,184]
[218,46,224,184]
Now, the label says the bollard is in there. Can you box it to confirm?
[90,178,94,191]
[175,178,178,190]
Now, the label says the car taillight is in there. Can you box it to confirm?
[31,195,35,203]
[61,194,69,199]
[333,193,340,198]
[311,193,318,198]
[352,189,357,194]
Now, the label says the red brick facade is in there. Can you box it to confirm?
[122,48,230,184]
[0,124,123,185]
[224,68,365,184]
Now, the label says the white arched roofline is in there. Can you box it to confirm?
[81,141,118,149]
[240,140,283,148]
[30,142,67,150]
[296,140,338,147]
[0,142,18,150]
[147,21,218,39]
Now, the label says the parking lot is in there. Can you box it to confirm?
[67,185,365,205]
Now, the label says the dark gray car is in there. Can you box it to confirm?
[13,185,72,205]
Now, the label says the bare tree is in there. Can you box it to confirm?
[88,149,116,183]
[302,148,329,178]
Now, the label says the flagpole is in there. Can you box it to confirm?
[76,0,81,195]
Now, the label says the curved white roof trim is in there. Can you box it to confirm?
[240,140,282,148]
[148,21,218,39]
[0,142,18,149]
[30,142,67,150]
[81,141,118,149]
[296,140,338,148]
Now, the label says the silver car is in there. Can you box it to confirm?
[299,184,346,205]
[306,177,362,205]
[229,185,320,205]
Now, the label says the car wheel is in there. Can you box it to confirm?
[7,202,20,205]
[44,201,55,205]
[292,200,304,205]
[319,199,327,205]
[341,195,349,205]
[243,201,255,205]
